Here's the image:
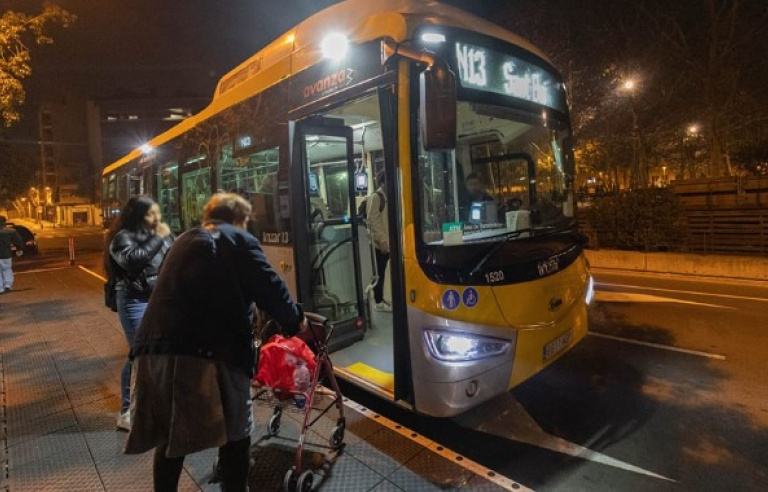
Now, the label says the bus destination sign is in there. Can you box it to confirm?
[454,42,566,113]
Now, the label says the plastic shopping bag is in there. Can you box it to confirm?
[254,334,316,392]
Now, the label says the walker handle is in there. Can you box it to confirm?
[304,312,328,327]
[302,311,334,344]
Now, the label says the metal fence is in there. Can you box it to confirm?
[579,177,768,257]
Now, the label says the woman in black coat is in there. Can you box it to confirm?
[125,193,305,492]
[104,196,173,431]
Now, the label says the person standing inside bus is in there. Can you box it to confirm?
[105,197,173,432]
[0,216,25,293]
[368,170,391,312]
[462,172,495,222]
[124,193,307,492]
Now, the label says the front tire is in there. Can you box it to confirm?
[268,407,282,436]
[283,467,296,491]
[296,470,314,492]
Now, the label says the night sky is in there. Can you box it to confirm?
[23,0,340,101]
[19,0,490,101]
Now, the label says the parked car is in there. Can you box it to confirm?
[5,223,39,255]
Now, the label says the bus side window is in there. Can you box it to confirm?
[157,162,180,231]
[182,166,212,228]
[218,146,280,238]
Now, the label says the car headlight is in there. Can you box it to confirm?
[424,330,510,362]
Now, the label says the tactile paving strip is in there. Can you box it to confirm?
[181,447,218,486]
[389,450,475,491]
[6,407,79,448]
[9,439,105,491]
[346,427,424,478]
[310,451,385,491]
[248,441,326,490]
[369,479,406,491]
[7,425,85,469]
[96,452,200,492]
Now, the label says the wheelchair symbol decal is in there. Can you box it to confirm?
[462,288,479,308]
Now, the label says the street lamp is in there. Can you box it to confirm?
[684,124,701,179]
[619,79,645,188]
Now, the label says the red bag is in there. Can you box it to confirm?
[254,334,317,392]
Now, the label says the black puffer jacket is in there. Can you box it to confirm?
[109,228,173,299]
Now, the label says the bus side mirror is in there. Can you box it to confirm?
[420,60,457,151]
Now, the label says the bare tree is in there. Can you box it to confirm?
[635,0,768,177]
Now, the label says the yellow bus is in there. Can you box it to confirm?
[101,0,593,417]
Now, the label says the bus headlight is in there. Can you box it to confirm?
[424,330,510,362]
[585,276,595,305]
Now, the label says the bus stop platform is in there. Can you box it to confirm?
[0,265,523,491]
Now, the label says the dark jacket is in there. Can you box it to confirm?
[0,228,24,260]
[109,228,172,299]
[132,222,303,375]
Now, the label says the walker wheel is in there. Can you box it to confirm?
[283,467,297,491]
[268,413,281,436]
[296,470,314,492]
[211,457,221,482]
[329,420,345,449]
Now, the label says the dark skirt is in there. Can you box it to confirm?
[124,355,253,458]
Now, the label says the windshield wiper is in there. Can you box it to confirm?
[466,226,570,280]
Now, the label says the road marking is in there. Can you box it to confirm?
[15,266,71,275]
[596,282,768,303]
[588,332,727,360]
[454,393,676,483]
[78,265,107,282]
[595,291,733,309]
[343,398,532,491]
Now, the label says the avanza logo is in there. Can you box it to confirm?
[303,68,354,99]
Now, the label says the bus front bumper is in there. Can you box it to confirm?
[407,308,516,418]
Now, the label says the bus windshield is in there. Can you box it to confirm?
[418,101,574,246]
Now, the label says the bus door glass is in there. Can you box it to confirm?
[294,122,366,350]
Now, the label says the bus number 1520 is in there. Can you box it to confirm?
[485,270,505,284]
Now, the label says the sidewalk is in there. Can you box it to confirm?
[0,267,515,491]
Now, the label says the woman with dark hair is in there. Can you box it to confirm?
[104,196,173,431]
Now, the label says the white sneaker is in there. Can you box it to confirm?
[373,302,392,312]
[116,411,131,431]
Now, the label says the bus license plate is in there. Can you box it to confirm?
[543,330,573,361]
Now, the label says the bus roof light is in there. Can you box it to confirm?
[321,33,349,61]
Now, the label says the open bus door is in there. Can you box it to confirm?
[291,118,367,351]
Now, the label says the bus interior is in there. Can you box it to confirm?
[301,93,397,393]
